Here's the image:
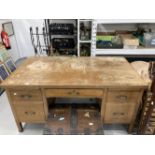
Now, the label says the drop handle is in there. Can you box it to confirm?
[67,91,80,95]
[116,95,128,101]
[67,92,72,95]
[113,112,124,116]
[20,95,32,99]
[76,92,80,95]
[25,111,36,115]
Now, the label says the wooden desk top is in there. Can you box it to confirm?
[1,56,149,88]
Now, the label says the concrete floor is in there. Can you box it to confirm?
[0,92,128,135]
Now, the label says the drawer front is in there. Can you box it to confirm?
[14,103,45,122]
[45,89,104,98]
[104,104,135,123]
[10,89,43,102]
[107,91,140,105]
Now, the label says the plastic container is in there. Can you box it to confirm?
[96,35,123,49]
[143,33,155,47]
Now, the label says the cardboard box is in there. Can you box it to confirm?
[120,34,139,49]
[121,34,139,45]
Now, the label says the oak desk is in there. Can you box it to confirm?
[1,57,149,133]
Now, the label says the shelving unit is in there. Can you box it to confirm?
[95,19,155,24]
[78,19,92,56]
[44,19,155,58]
[46,19,77,56]
[91,19,155,57]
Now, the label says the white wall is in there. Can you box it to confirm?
[12,19,44,57]
[0,19,20,62]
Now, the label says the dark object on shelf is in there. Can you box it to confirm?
[49,23,74,35]
[80,21,91,41]
[96,35,123,49]
[80,43,91,56]
[45,19,77,56]
[43,103,103,135]
[52,38,75,49]
[55,49,76,56]
[96,40,123,49]
[133,27,146,46]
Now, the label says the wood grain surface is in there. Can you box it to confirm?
[0,56,148,88]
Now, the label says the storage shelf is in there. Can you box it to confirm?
[91,19,155,57]
[78,19,93,57]
[50,35,76,39]
[96,19,155,24]
[79,19,92,22]
[95,48,155,55]
[79,40,91,43]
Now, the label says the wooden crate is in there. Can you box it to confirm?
[43,103,103,135]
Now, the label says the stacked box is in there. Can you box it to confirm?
[120,34,139,49]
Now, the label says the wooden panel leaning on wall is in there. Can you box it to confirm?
[0,57,149,133]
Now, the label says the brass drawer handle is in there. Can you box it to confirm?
[113,112,125,116]
[67,91,80,95]
[25,111,36,115]
[13,93,33,99]
[20,95,32,99]
[76,92,80,95]
[67,92,72,95]
[116,95,128,101]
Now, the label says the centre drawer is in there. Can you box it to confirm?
[14,103,45,122]
[107,90,140,104]
[45,89,104,98]
[10,89,43,102]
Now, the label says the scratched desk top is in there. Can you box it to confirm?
[1,56,149,88]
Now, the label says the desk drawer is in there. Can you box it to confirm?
[10,89,43,102]
[45,89,104,98]
[14,103,45,122]
[107,91,140,104]
[104,104,135,123]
